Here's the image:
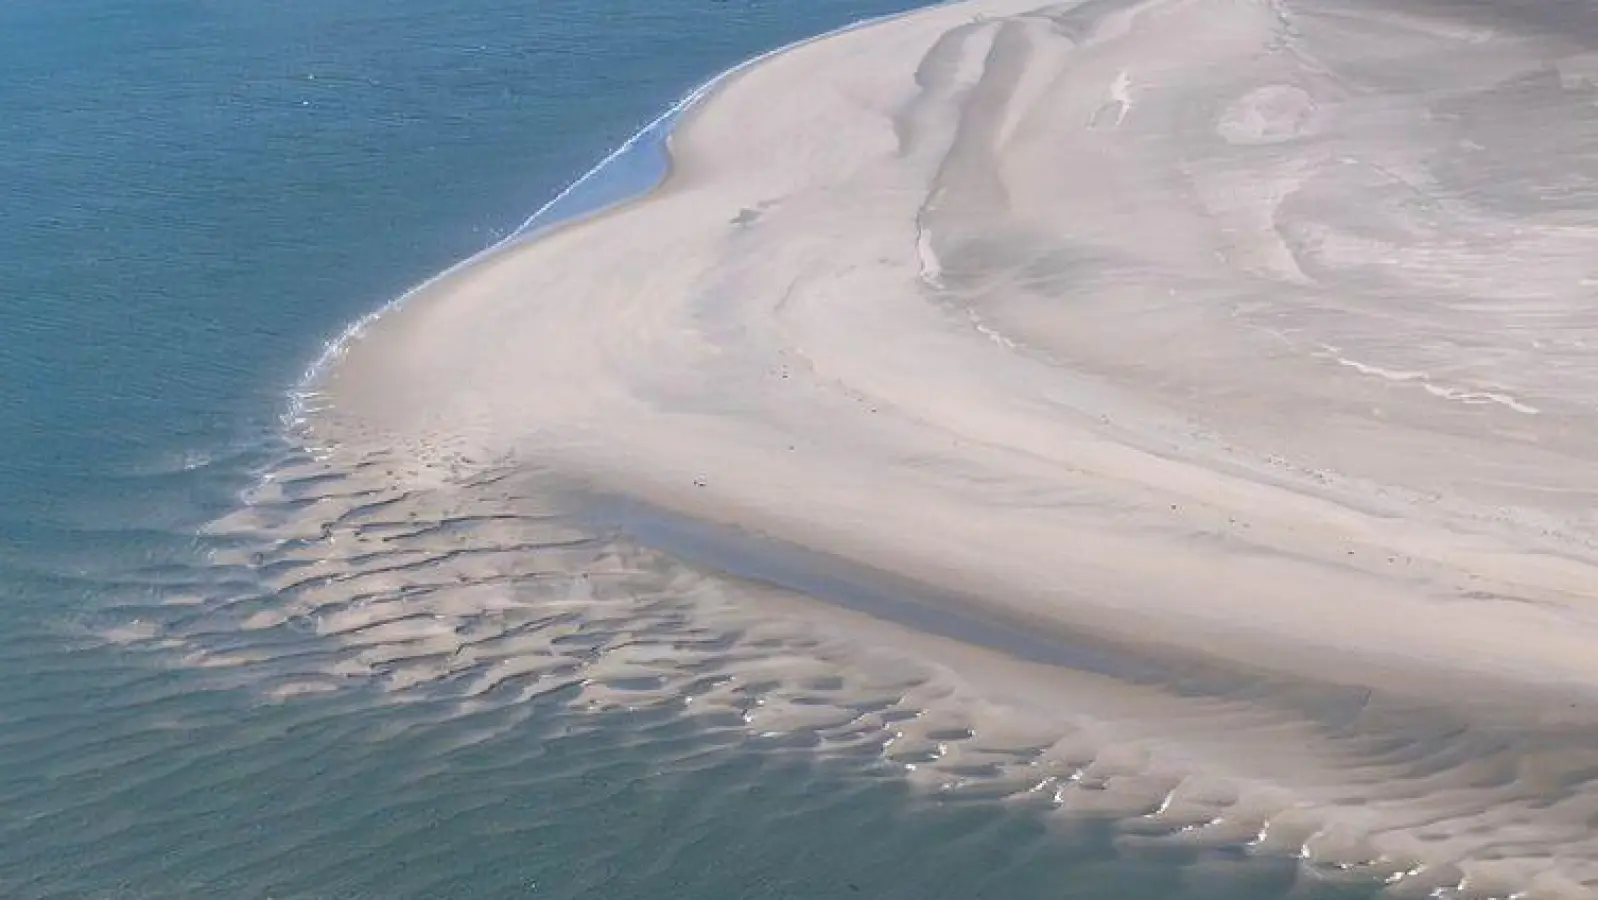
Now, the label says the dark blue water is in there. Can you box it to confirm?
[0,1,1396,897]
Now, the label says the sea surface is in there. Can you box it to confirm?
[0,1,1396,898]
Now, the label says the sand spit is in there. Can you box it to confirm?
[234,0,1598,892]
[322,0,1598,697]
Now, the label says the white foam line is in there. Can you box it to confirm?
[1321,347,1540,415]
[1110,69,1133,127]
[916,226,945,288]
[967,309,1018,349]
[1422,384,1541,416]
[283,5,935,433]
[1330,354,1426,384]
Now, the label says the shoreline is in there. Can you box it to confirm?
[288,6,934,431]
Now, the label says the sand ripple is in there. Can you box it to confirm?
[58,443,1598,897]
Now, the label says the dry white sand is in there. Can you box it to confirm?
[272,0,1598,891]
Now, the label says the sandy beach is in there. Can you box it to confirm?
[283,0,1598,890]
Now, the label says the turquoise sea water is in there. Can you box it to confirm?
[0,2,1400,897]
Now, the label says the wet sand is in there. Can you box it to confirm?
[277,0,1598,892]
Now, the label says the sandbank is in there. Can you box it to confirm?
[303,0,1598,890]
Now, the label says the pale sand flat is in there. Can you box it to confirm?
[323,0,1598,704]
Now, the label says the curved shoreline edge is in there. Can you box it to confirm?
[285,6,931,432]
[292,0,1598,891]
